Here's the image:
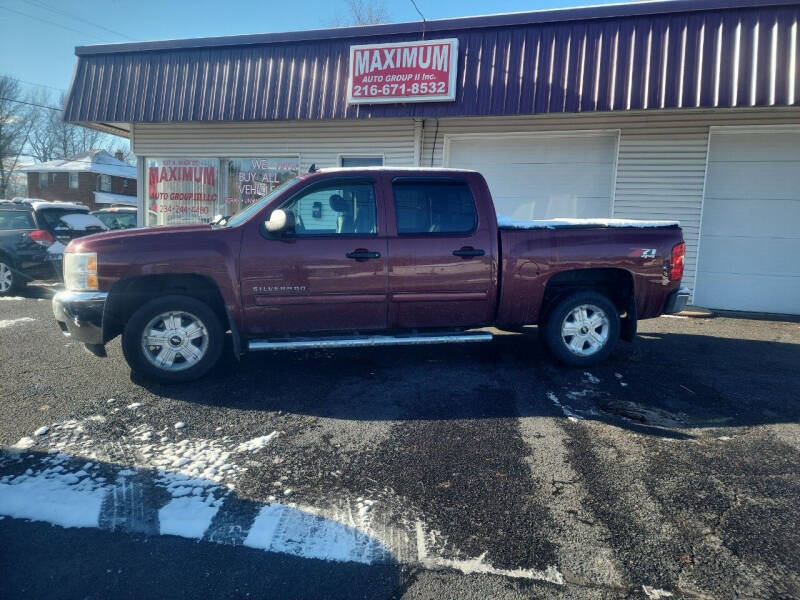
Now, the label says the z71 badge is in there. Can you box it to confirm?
[629,248,657,259]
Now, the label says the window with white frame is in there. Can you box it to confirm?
[99,174,112,192]
[69,172,79,189]
[38,172,48,188]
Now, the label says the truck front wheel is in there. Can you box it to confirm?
[122,295,224,383]
[542,290,620,367]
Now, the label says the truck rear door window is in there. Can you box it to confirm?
[393,181,477,235]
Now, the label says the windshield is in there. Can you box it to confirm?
[222,177,300,228]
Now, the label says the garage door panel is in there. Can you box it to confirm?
[698,236,800,277]
[447,132,616,221]
[694,272,800,314]
[479,164,614,197]
[448,135,616,164]
[705,162,800,200]
[708,132,800,161]
[493,195,611,220]
[697,130,800,314]
[701,198,800,237]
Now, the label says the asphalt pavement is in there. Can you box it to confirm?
[1,285,799,599]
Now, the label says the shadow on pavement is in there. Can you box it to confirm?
[0,518,403,600]
[0,449,404,600]
[131,327,800,436]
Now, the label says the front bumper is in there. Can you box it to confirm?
[663,286,690,314]
[52,290,108,346]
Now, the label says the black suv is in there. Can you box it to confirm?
[0,199,107,295]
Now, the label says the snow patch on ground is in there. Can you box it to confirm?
[235,431,279,452]
[583,372,600,384]
[10,437,35,450]
[546,392,584,421]
[34,426,49,436]
[244,503,389,564]
[660,314,688,319]
[0,296,27,301]
[0,317,35,328]
[415,520,564,583]
[642,586,674,599]
[159,496,220,539]
[0,461,107,528]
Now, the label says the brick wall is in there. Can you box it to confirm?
[26,172,137,211]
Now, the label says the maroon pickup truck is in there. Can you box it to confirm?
[53,168,688,382]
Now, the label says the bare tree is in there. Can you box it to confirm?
[27,91,112,163]
[0,76,35,199]
[332,0,389,26]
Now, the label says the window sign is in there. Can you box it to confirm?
[223,157,299,216]
[146,158,218,225]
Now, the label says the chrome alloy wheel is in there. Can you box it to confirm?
[0,262,12,293]
[560,304,610,357]
[140,311,209,372]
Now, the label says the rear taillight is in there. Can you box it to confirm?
[669,242,685,281]
[28,230,54,247]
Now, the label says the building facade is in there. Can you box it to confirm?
[63,0,800,314]
[22,150,137,211]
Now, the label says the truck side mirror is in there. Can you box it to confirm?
[265,209,295,234]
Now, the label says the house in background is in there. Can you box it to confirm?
[22,149,136,211]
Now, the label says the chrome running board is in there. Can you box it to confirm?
[248,331,493,351]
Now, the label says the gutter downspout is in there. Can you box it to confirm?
[413,118,423,167]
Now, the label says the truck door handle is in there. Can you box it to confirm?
[346,249,382,260]
[453,247,485,258]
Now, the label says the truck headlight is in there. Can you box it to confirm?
[63,252,98,291]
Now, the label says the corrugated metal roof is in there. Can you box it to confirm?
[64,1,800,123]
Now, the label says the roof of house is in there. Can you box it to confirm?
[21,150,136,179]
[63,0,800,125]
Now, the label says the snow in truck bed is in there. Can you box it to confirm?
[497,216,680,229]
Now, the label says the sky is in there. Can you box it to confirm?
[0,0,624,100]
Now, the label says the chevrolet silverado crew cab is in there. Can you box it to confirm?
[53,168,688,382]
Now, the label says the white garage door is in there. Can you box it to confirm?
[445,132,618,220]
[695,130,800,315]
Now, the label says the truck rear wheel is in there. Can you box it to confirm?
[122,295,223,383]
[542,290,620,367]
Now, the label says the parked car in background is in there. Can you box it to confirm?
[91,206,138,230]
[53,168,688,381]
[0,198,107,295]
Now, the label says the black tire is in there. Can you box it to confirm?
[122,294,224,383]
[542,290,621,367]
[0,256,21,296]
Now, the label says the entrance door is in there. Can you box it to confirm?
[387,177,494,329]
[239,179,388,335]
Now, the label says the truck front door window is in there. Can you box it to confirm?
[281,182,377,236]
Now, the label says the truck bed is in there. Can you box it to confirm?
[497,216,680,229]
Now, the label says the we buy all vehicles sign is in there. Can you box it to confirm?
[347,39,458,104]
